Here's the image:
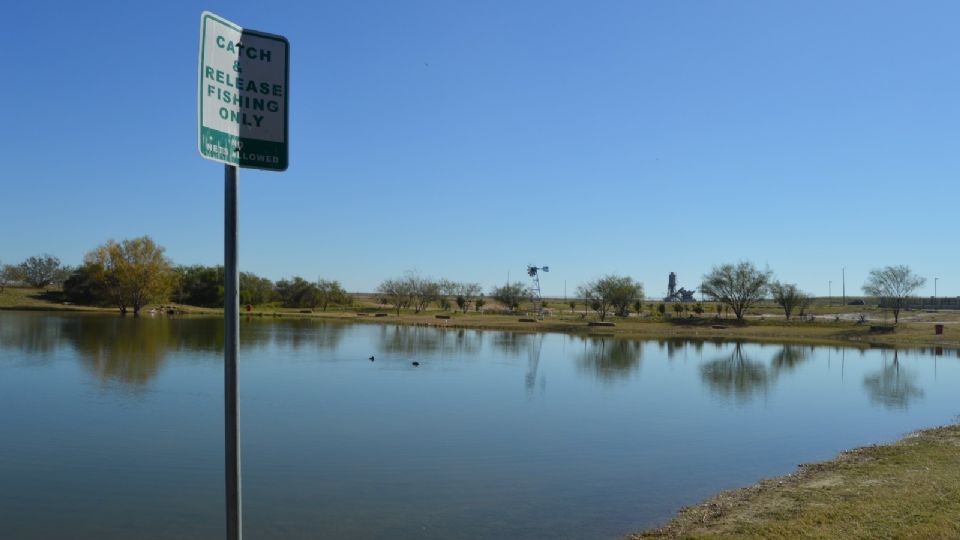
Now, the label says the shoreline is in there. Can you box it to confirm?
[3,303,958,351]
[630,423,960,539]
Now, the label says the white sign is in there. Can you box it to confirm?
[198,12,289,171]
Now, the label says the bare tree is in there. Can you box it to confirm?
[454,282,482,313]
[701,261,772,322]
[769,282,809,320]
[377,278,412,315]
[407,273,440,313]
[862,265,926,323]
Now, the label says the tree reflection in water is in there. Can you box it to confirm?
[377,325,482,358]
[262,318,346,352]
[63,316,173,387]
[699,342,770,403]
[862,350,924,410]
[490,331,528,357]
[0,313,65,362]
[769,344,813,375]
[576,337,643,382]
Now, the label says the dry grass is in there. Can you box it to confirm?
[630,425,960,539]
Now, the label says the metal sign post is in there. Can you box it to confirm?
[198,12,289,540]
[224,163,240,539]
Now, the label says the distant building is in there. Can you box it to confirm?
[663,272,697,302]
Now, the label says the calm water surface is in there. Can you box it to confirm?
[1,312,957,539]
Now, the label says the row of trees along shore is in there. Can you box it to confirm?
[1,237,349,316]
[1,238,928,322]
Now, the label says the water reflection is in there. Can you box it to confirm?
[0,314,943,413]
[376,325,482,358]
[524,334,546,394]
[62,317,174,387]
[700,342,770,403]
[258,318,346,351]
[862,351,925,410]
[0,314,65,361]
[770,344,812,374]
[490,331,528,357]
[576,337,644,381]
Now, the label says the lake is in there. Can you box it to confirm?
[0,312,956,539]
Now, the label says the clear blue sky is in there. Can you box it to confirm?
[3,1,958,298]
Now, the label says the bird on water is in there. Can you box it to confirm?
[412,362,420,367]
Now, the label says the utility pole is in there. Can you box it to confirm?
[842,267,846,306]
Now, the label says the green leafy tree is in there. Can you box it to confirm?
[693,303,704,316]
[240,272,274,305]
[491,282,529,312]
[862,265,926,323]
[17,254,69,289]
[577,275,644,321]
[62,265,111,306]
[657,303,666,318]
[316,279,349,311]
[173,265,223,307]
[475,295,486,312]
[275,277,320,308]
[672,303,683,317]
[168,266,274,308]
[633,299,643,317]
[701,261,772,322]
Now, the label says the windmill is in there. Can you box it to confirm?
[527,265,549,319]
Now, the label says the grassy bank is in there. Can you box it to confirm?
[631,424,960,539]
[3,287,960,349]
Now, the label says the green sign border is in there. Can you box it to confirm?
[198,12,290,171]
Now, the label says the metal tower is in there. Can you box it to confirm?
[527,265,549,319]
